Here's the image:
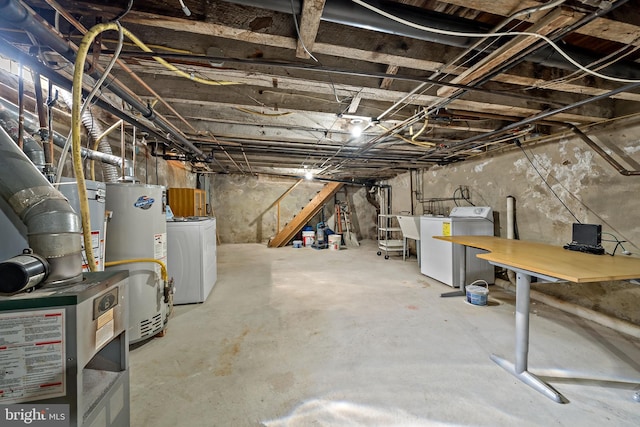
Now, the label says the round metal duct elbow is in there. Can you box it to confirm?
[0,126,83,288]
[0,250,48,295]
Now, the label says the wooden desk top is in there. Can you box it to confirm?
[434,235,640,283]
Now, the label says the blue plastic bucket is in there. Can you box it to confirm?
[466,283,488,306]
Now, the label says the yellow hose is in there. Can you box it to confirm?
[123,30,238,86]
[376,124,436,147]
[104,258,168,282]
[73,23,240,271]
[233,107,293,117]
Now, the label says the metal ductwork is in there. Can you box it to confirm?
[57,90,120,182]
[0,0,205,160]
[0,125,83,293]
[224,0,640,80]
[0,97,124,170]
[0,115,45,170]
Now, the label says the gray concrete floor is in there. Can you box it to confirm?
[130,241,640,426]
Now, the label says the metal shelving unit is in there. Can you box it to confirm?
[377,214,405,259]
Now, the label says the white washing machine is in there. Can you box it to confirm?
[420,206,494,287]
[166,217,217,304]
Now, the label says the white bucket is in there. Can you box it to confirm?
[466,281,489,306]
[302,231,315,247]
[328,234,341,251]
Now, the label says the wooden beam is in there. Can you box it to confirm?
[123,60,609,123]
[380,64,399,90]
[347,93,362,114]
[437,7,580,98]
[295,0,326,59]
[122,12,640,105]
[435,0,640,47]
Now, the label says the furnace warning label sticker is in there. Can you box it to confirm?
[0,309,66,404]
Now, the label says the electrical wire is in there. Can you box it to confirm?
[111,0,133,22]
[290,0,318,62]
[516,141,580,223]
[517,135,640,252]
[527,36,640,91]
[290,0,345,103]
[357,1,568,141]
[233,107,293,117]
[452,186,475,207]
[353,0,640,84]
[602,232,631,256]
[55,21,125,183]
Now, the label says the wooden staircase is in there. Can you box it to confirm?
[268,182,344,247]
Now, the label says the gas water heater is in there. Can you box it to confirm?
[105,183,171,344]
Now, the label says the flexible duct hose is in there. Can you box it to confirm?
[58,90,119,183]
[0,98,124,169]
[91,120,119,182]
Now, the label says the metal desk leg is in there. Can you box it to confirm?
[403,238,407,261]
[441,244,466,298]
[490,271,568,403]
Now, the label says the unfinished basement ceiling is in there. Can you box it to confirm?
[1,0,639,180]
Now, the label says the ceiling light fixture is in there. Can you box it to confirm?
[351,123,363,138]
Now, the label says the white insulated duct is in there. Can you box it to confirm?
[0,125,82,293]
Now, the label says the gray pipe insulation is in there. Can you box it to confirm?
[0,125,83,292]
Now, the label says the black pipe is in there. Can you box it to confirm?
[103,50,570,109]
[223,0,640,80]
[0,38,179,150]
[0,0,205,159]
[470,0,634,88]
[418,80,640,159]
[567,124,640,176]
[0,250,48,295]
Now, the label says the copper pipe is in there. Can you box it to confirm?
[32,71,54,166]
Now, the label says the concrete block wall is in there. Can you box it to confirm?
[209,174,377,245]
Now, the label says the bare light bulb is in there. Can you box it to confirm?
[304,171,313,180]
[351,125,362,138]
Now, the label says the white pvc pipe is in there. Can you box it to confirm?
[507,195,515,240]
[494,278,640,340]
[529,290,640,340]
